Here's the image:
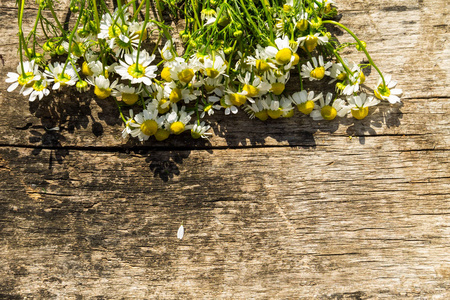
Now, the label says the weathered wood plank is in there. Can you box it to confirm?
[0,146,449,298]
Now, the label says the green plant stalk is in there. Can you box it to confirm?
[116,0,126,23]
[135,0,151,71]
[330,47,354,85]
[48,1,65,34]
[91,0,100,33]
[322,20,386,87]
[17,0,27,75]
[62,0,86,74]
[28,5,43,54]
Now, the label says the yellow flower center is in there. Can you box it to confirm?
[169,88,182,103]
[358,71,366,84]
[108,24,127,39]
[178,68,194,83]
[18,72,35,86]
[310,66,325,80]
[76,80,89,92]
[205,68,220,79]
[296,19,308,31]
[270,83,285,95]
[268,109,283,119]
[158,99,171,114]
[204,103,213,112]
[161,67,172,81]
[32,80,47,92]
[55,73,71,86]
[374,85,390,100]
[283,4,293,12]
[254,110,268,121]
[191,130,202,139]
[154,128,170,141]
[127,63,146,79]
[122,93,139,105]
[243,84,259,97]
[255,60,270,72]
[275,48,292,65]
[284,109,295,118]
[205,84,215,93]
[140,119,158,136]
[297,100,315,115]
[292,53,300,66]
[82,61,93,76]
[324,4,332,14]
[336,72,347,81]
[94,86,111,99]
[229,93,247,106]
[321,105,337,120]
[305,35,318,52]
[351,107,369,120]
[170,121,185,135]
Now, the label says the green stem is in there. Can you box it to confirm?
[260,0,273,41]
[48,2,65,34]
[18,0,26,75]
[322,20,385,86]
[135,0,151,71]
[62,0,86,74]
[91,0,100,33]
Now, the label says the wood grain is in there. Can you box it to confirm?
[0,0,449,299]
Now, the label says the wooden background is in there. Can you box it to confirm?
[0,0,449,298]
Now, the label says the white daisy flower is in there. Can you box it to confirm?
[166,105,194,135]
[87,75,119,99]
[264,70,290,96]
[169,57,201,84]
[301,56,332,81]
[97,10,130,41]
[298,32,328,52]
[237,72,271,99]
[221,95,239,115]
[245,45,277,73]
[159,40,176,62]
[191,121,212,139]
[121,109,135,139]
[289,90,322,115]
[21,73,50,102]
[293,11,309,31]
[112,84,143,105]
[115,49,157,85]
[374,74,403,104]
[128,107,160,141]
[6,60,40,92]
[111,33,140,58]
[199,95,222,118]
[347,93,380,120]
[202,54,227,80]
[244,99,268,121]
[201,8,217,26]
[44,62,78,90]
[310,92,350,121]
[265,36,298,69]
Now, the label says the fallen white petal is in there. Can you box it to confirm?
[177,225,184,240]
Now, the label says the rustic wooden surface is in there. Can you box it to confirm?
[0,0,449,299]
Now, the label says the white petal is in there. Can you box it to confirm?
[177,225,184,240]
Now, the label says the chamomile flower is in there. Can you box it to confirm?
[128,107,160,141]
[202,54,227,80]
[264,71,290,96]
[159,40,176,62]
[244,99,269,121]
[237,72,271,99]
[6,60,40,92]
[199,95,222,118]
[115,49,157,85]
[191,122,212,139]
[21,74,50,102]
[293,11,309,32]
[45,62,78,90]
[111,33,140,58]
[289,90,322,115]
[347,93,380,119]
[298,32,328,52]
[374,74,403,104]
[112,84,143,105]
[166,106,194,135]
[97,10,130,41]
[201,8,217,26]
[87,75,119,99]
[245,45,277,74]
[301,56,332,81]
[221,95,239,115]
[265,36,298,69]
[169,57,201,84]
[310,92,350,121]
[121,109,135,139]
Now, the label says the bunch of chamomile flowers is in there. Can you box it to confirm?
[7,0,402,142]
